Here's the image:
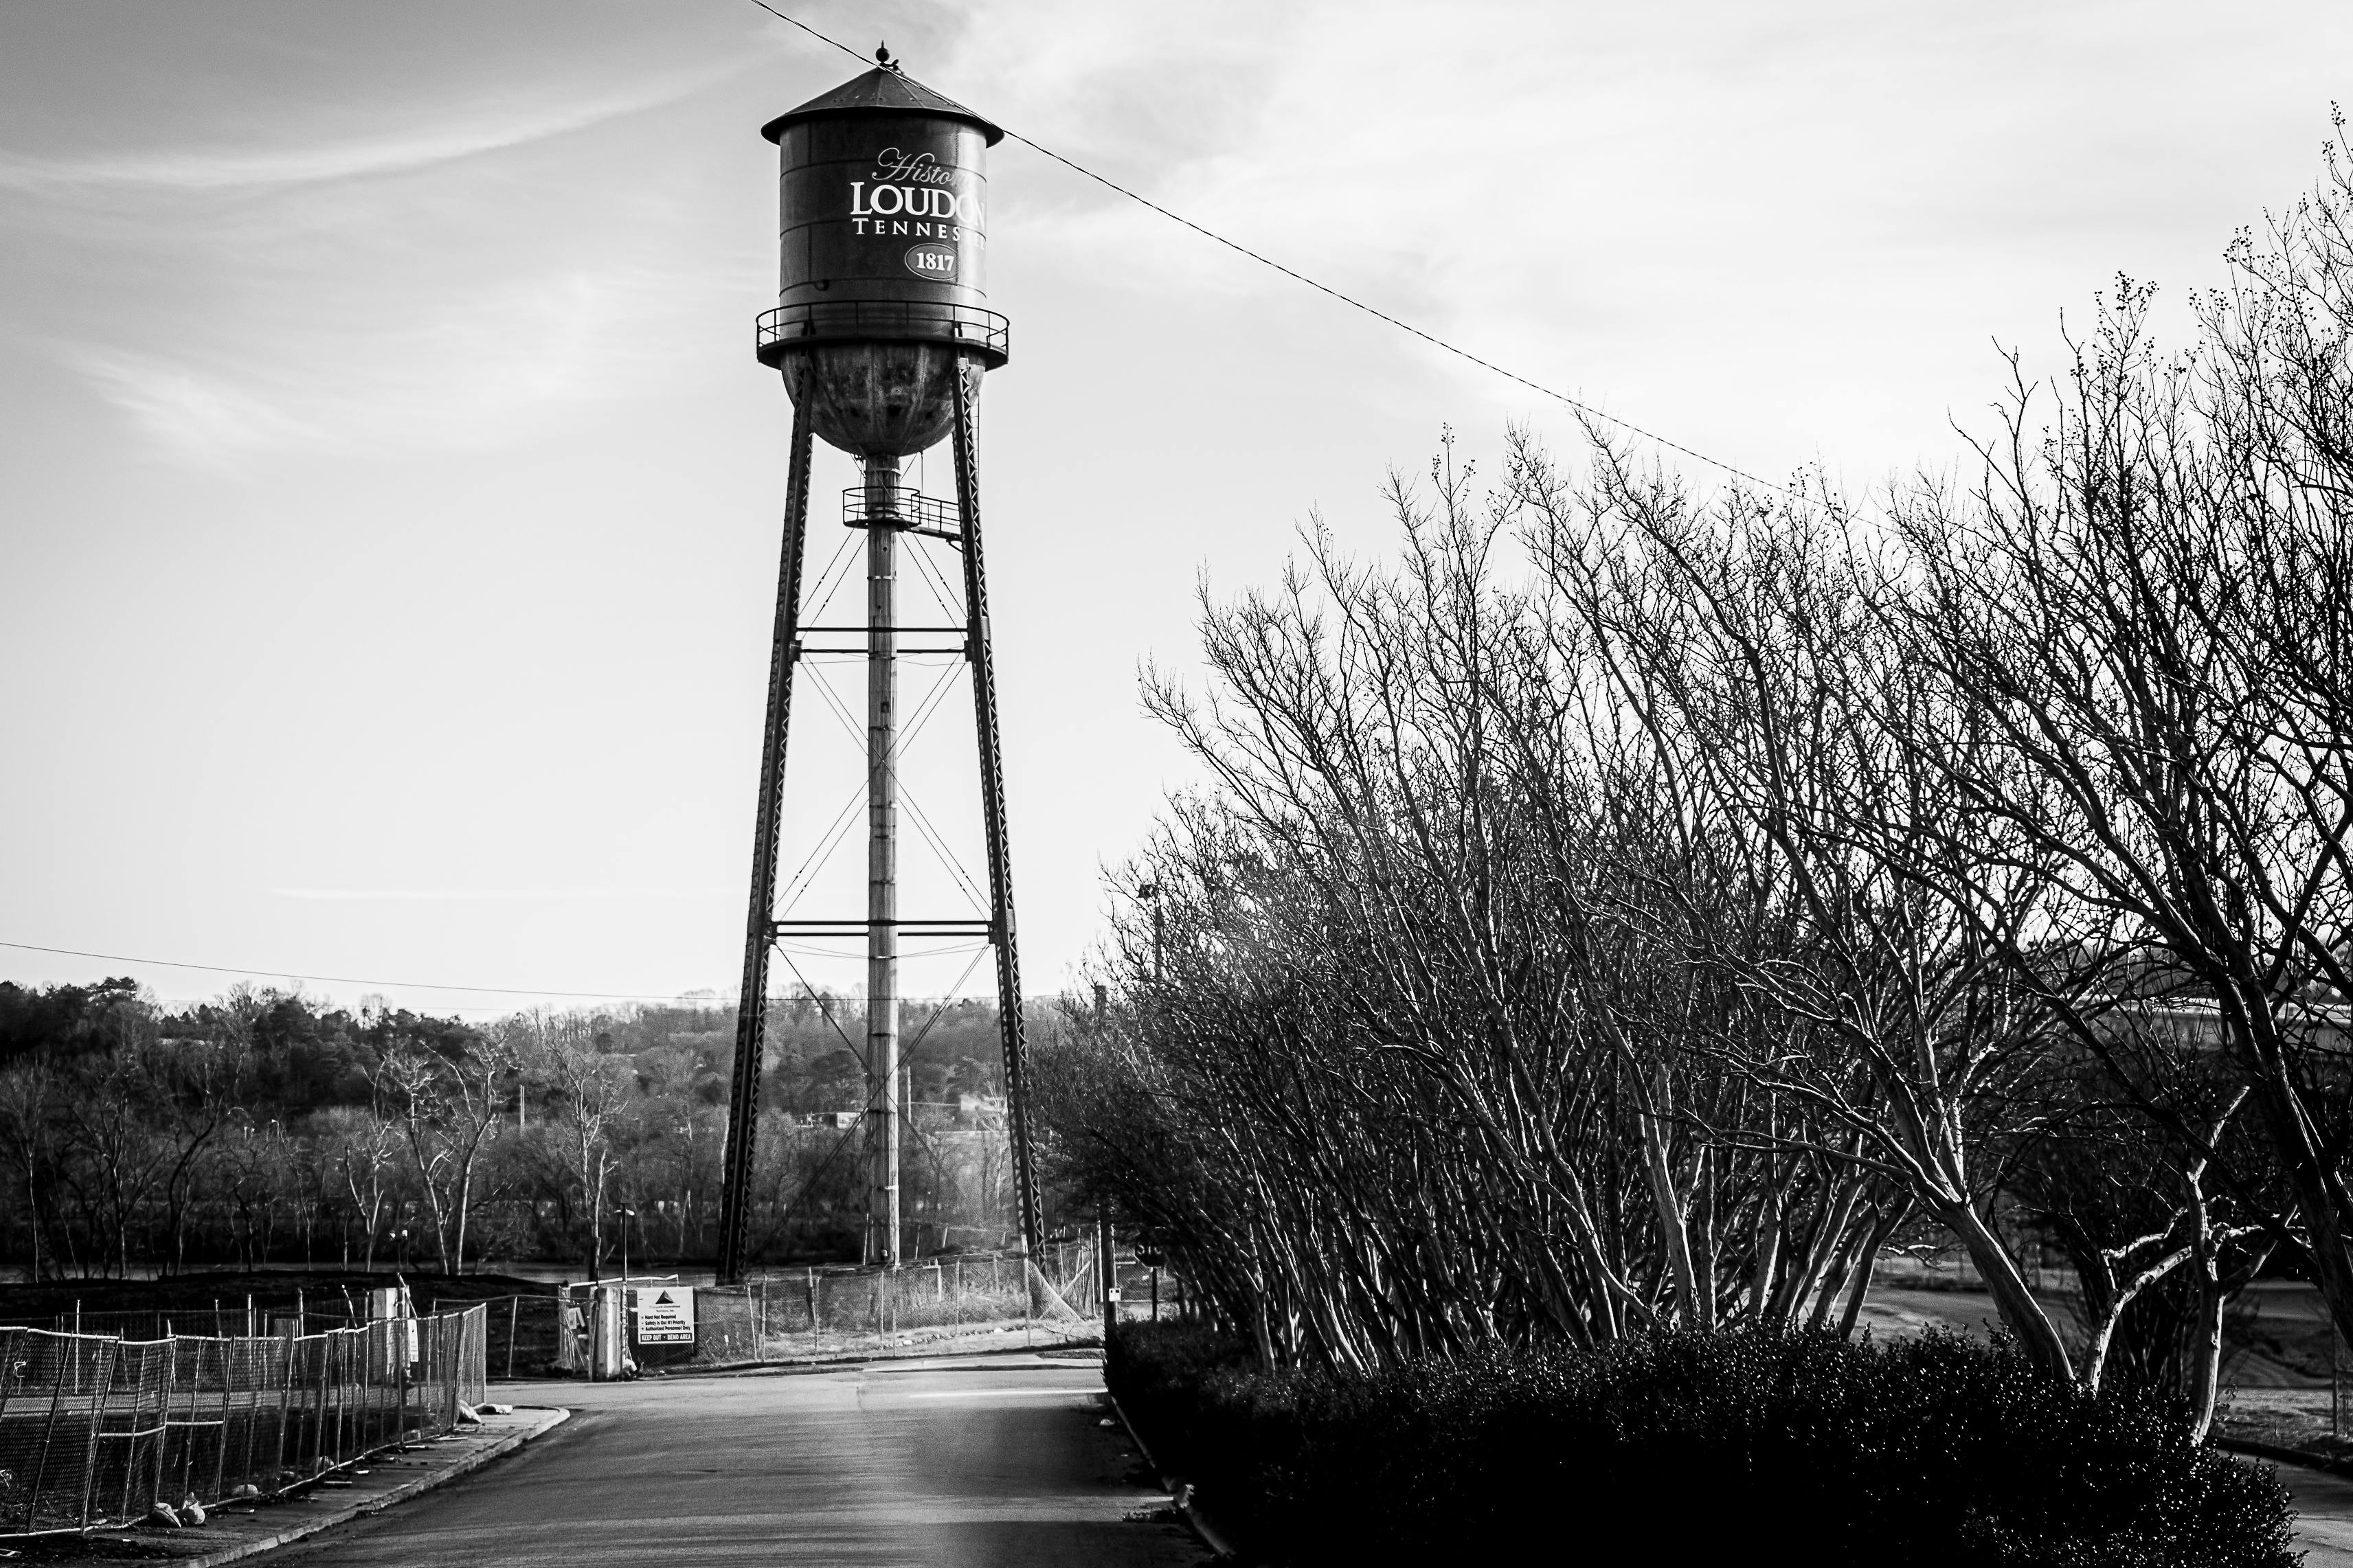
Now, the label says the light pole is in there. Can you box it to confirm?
[1138,1245,1162,1321]
[616,1204,638,1365]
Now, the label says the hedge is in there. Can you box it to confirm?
[1107,1322,2295,1567]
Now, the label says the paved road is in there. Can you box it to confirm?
[2290,1465,2353,1567]
[270,1353,1206,1568]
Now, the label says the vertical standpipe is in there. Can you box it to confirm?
[864,454,901,1269]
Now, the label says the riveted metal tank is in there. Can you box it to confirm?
[756,64,1008,458]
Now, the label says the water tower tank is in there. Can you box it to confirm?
[757,62,1007,457]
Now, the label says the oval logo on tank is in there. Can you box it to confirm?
[903,242,958,282]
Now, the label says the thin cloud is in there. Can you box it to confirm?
[0,59,746,194]
[66,348,325,468]
[59,262,713,466]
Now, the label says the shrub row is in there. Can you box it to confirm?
[1107,1322,2295,1567]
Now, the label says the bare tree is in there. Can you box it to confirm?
[1520,434,2082,1376]
[1887,248,2353,1350]
[1043,442,1895,1369]
[318,1106,399,1269]
[0,1059,63,1280]
[515,1010,629,1277]
[369,1030,512,1275]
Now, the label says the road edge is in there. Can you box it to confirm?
[1107,1394,1238,1560]
[2217,1435,2353,1478]
[172,1407,572,1568]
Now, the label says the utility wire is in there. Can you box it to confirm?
[13,11,1812,1012]
[0,938,989,1008]
[3,938,714,1006]
[743,0,1803,501]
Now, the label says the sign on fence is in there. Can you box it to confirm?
[634,1286,697,1345]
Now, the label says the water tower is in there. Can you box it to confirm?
[714,53,1042,1281]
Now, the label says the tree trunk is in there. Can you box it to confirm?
[2185,1205,2225,1444]
[1836,1199,1909,1339]
[1808,1218,1863,1332]
[453,1166,473,1278]
[1639,1073,1707,1328]
[1943,1200,2074,1380]
[2231,1003,2353,1361]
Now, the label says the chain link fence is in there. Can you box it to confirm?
[499,1247,1103,1376]
[0,1305,486,1535]
[479,1295,566,1380]
[689,1261,1024,1361]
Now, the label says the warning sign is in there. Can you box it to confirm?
[633,1287,696,1345]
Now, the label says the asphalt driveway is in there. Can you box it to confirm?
[269,1352,1204,1567]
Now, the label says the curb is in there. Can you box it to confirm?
[1108,1394,1238,1561]
[169,1407,572,1568]
[2217,1435,2353,1478]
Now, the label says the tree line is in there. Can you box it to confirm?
[0,977,1017,1279]
[1037,121,2353,1438]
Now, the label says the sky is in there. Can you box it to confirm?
[1,0,2345,1019]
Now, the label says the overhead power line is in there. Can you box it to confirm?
[12,19,1807,1014]
[0,938,985,1008]
[0,939,675,1001]
[743,0,1802,501]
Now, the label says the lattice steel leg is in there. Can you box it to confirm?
[948,366,1044,1262]
[717,395,819,1284]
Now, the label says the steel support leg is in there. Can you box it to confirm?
[716,395,818,1285]
[948,366,1046,1262]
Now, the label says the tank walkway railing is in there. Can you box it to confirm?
[841,483,960,540]
[0,1305,487,1537]
[756,299,1010,364]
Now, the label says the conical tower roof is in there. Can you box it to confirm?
[761,65,1002,146]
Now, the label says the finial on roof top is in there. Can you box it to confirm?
[875,42,899,71]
